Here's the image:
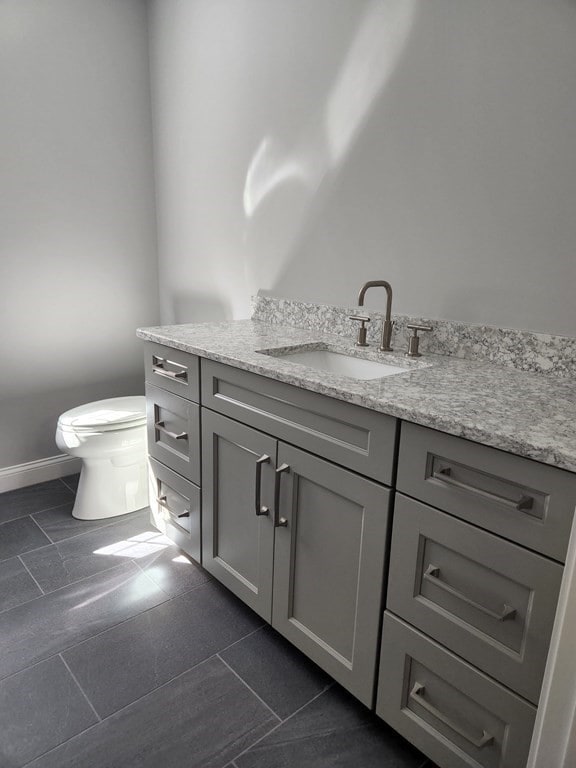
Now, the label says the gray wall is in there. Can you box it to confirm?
[149,0,576,336]
[0,0,159,468]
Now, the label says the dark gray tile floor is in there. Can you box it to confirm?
[0,476,434,768]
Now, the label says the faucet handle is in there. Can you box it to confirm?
[350,314,370,347]
[405,324,432,357]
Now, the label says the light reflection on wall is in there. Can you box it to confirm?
[241,0,417,298]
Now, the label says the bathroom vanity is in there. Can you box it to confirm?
[139,305,576,768]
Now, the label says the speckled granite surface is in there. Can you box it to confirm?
[137,319,576,473]
[253,295,576,379]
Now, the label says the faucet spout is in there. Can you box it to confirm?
[357,280,394,352]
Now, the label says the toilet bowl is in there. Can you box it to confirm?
[55,396,149,520]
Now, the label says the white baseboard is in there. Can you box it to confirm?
[0,455,82,494]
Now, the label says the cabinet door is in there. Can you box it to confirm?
[272,443,391,706]
[202,409,276,622]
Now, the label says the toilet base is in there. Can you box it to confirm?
[73,455,149,520]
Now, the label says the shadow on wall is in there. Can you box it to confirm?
[254,1,576,335]
[241,0,417,301]
[170,290,233,324]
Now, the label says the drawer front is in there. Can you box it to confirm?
[201,360,398,484]
[146,383,200,485]
[388,495,563,704]
[149,458,201,562]
[144,341,200,402]
[397,422,576,561]
[377,613,536,768]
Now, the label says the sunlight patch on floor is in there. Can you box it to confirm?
[93,531,172,559]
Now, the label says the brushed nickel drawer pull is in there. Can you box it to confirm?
[255,454,270,516]
[424,564,516,622]
[156,495,190,518]
[154,421,188,441]
[410,683,494,749]
[274,463,290,527]
[152,357,188,381]
[433,467,535,513]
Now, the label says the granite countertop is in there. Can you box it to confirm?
[137,319,576,473]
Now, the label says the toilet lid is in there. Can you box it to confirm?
[58,396,147,432]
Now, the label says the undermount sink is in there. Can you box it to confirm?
[271,349,409,380]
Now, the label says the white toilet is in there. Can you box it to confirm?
[55,396,149,520]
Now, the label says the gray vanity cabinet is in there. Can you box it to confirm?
[143,340,576,768]
[201,408,276,620]
[201,407,391,706]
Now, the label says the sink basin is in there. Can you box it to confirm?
[276,349,408,380]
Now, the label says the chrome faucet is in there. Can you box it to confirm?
[357,280,394,352]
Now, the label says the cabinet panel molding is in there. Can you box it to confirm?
[144,341,199,402]
[201,359,398,484]
[377,613,536,768]
[388,494,563,703]
[272,442,391,706]
[398,422,576,561]
[201,408,276,622]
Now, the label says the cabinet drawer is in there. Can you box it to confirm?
[397,422,576,561]
[387,495,562,704]
[377,613,536,768]
[149,458,201,563]
[201,360,398,484]
[146,383,200,484]
[144,341,200,402]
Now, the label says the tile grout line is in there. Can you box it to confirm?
[0,577,245,686]
[0,510,57,548]
[0,482,77,526]
[49,621,266,724]
[0,564,173,680]
[19,652,254,767]
[17,554,45,595]
[217,654,283,723]
[87,622,268,712]
[14,624,273,763]
[59,654,102,723]
[29,513,55,545]
[30,507,153,548]
[0,561,137,619]
[0,514,54,565]
[0,591,172,685]
[59,476,78,494]
[230,681,335,764]
[28,515,54,544]
[214,624,264,655]
[3,508,154,565]
[0,500,76,528]
[133,564,215,600]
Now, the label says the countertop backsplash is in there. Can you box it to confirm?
[252,295,576,379]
